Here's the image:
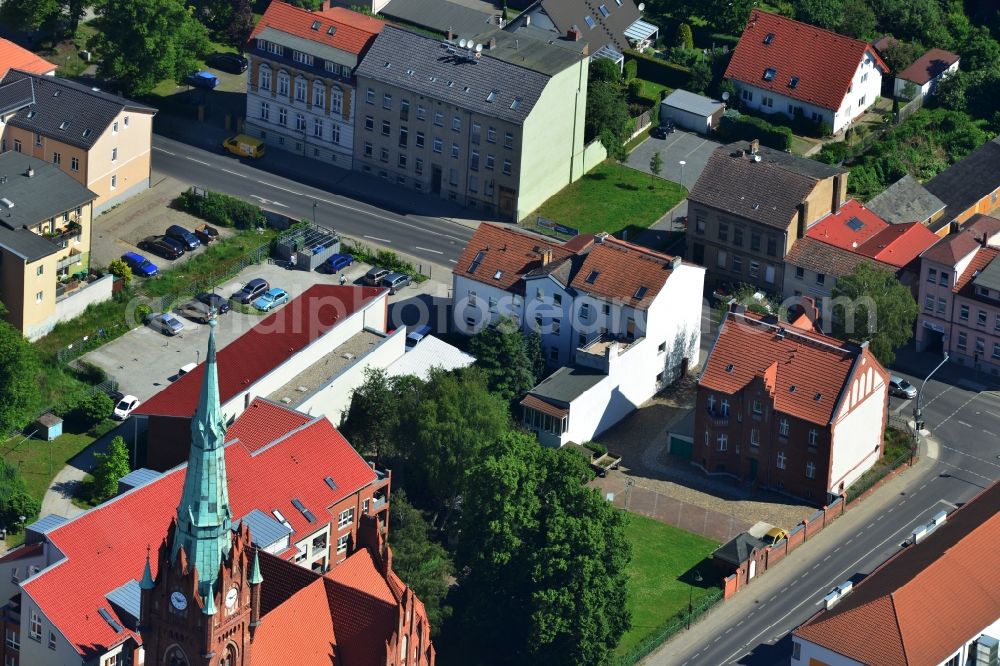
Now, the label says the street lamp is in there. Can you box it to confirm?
[679,160,687,187]
[687,569,703,629]
[624,477,635,510]
[914,352,949,431]
[312,199,318,226]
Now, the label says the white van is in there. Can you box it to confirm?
[178,362,197,378]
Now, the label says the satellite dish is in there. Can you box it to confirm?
[638,3,645,10]
[459,38,468,48]
[722,91,730,101]
[476,43,483,53]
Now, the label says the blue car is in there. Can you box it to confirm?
[188,71,219,89]
[121,252,158,277]
[253,288,289,311]
[323,253,354,273]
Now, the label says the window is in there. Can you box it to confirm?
[449,168,458,186]
[795,266,805,280]
[720,399,730,416]
[366,87,375,104]
[858,95,866,107]
[48,631,56,650]
[718,221,728,241]
[70,156,79,171]
[313,118,324,137]
[295,113,305,131]
[776,451,786,469]
[816,273,826,286]
[584,14,596,28]
[750,429,759,447]
[599,4,610,16]
[330,88,343,114]
[337,534,349,553]
[383,93,392,110]
[504,131,513,148]
[957,331,967,350]
[5,628,18,651]
[259,67,271,90]
[399,126,408,147]
[294,77,306,102]
[749,261,760,278]
[415,131,425,148]
[733,226,743,246]
[313,83,325,109]
[124,115,129,127]
[486,153,495,170]
[260,101,270,120]
[484,179,494,196]
[379,147,389,163]
[415,158,423,175]
[762,95,773,108]
[924,295,934,311]
[110,174,117,190]
[52,151,61,165]
[400,99,410,120]
[470,149,479,170]
[381,119,391,136]
[732,255,742,273]
[278,107,288,126]
[36,264,44,277]
[103,655,120,666]
[451,143,459,158]
[398,153,407,168]
[978,310,988,326]
[331,124,341,144]
[278,73,289,97]
[750,231,761,251]
[741,89,753,102]
[766,236,777,257]
[995,314,1000,331]
[29,610,41,641]
[993,342,1000,359]
[805,462,815,479]
[337,507,355,529]
[433,138,442,153]
[960,304,969,321]
[717,250,728,268]
[939,271,949,286]
[937,298,946,315]
[808,429,818,446]
[452,116,461,131]
[552,319,561,335]
[471,122,481,143]
[752,399,762,414]
[717,433,728,451]
[111,147,117,161]
[365,116,374,131]
[292,50,313,66]
[487,126,497,143]
[927,268,937,283]
[502,159,512,175]
[779,418,789,437]
[416,105,426,120]
[976,337,985,355]
[364,141,373,158]
[434,111,444,126]
[13,139,21,153]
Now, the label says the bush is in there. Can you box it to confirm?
[624,50,692,89]
[623,59,637,82]
[716,113,794,151]
[135,304,152,322]
[344,240,427,281]
[627,79,643,99]
[108,259,133,287]
[583,440,608,457]
[177,189,266,229]
[71,392,114,427]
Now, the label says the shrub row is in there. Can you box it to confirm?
[343,240,427,282]
[716,113,793,151]
[624,49,692,90]
[177,189,266,229]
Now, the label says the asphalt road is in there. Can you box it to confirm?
[651,371,1000,666]
[150,135,474,267]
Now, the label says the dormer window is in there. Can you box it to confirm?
[763,68,776,81]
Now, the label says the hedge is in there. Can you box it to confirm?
[716,113,793,151]
[624,50,692,90]
[177,189,266,230]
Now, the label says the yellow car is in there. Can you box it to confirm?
[763,527,788,546]
[223,134,265,159]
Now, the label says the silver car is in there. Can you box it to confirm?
[381,272,411,294]
[888,375,917,399]
[147,312,185,336]
[176,299,213,323]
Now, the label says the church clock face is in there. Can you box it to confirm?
[170,591,187,611]
[225,586,239,610]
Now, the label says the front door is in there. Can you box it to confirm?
[431,165,442,194]
[748,458,758,481]
[499,186,516,220]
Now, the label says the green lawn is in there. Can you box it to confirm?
[531,162,688,237]
[616,513,720,659]
[637,78,670,102]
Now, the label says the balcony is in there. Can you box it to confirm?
[57,250,83,272]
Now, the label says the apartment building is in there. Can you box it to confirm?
[0,152,103,340]
[353,25,588,220]
[696,308,889,502]
[0,70,155,214]
[245,1,384,168]
[687,140,847,292]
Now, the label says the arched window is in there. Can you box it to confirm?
[330,87,343,115]
[400,635,408,663]
[219,644,238,666]
[164,645,190,666]
[313,83,325,110]
[258,66,271,92]
[294,76,307,102]
[277,71,289,97]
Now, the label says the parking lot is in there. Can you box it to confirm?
[626,130,721,189]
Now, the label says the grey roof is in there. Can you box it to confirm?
[386,335,476,381]
[105,580,141,623]
[534,0,641,54]
[117,468,163,491]
[662,89,725,118]
[529,365,606,405]
[713,532,765,566]
[381,0,496,39]
[864,174,946,225]
[689,142,844,230]
[972,256,1000,293]
[0,76,33,115]
[356,26,551,125]
[1,70,156,150]
[924,137,1000,232]
[472,28,587,76]
[0,152,97,261]
[26,514,68,536]
[236,509,292,549]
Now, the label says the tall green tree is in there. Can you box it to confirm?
[0,317,41,437]
[0,459,40,532]
[388,490,453,633]
[469,317,544,402]
[586,80,630,144]
[676,22,694,49]
[226,0,255,52]
[455,431,631,665]
[93,0,211,96]
[340,367,415,463]
[830,262,918,366]
[839,0,877,39]
[92,436,131,501]
[689,60,713,94]
[0,0,60,36]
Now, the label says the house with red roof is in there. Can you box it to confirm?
[0,320,433,666]
[916,214,1000,376]
[695,307,889,503]
[893,47,959,101]
[132,284,404,471]
[791,477,1000,665]
[244,2,384,167]
[0,39,56,79]
[724,11,887,134]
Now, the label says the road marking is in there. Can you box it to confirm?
[249,195,287,208]
[936,393,983,428]
[823,555,831,561]
[415,246,443,254]
[221,169,247,178]
[448,259,457,264]
[185,156,210,166]
[957,420,973,428]
[364,235,391,243]
[156,148,176,156]
[984,429,997,437]
[846,538,853,545]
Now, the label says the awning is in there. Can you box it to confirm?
[520,394,569,419]
[625,19,659,43]
[593,44,624,64]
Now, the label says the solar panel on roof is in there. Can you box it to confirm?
[291,498,316,523]
[846,216,865,232]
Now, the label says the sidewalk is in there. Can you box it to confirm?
[39,427,116,520]
[891,343,1000,392]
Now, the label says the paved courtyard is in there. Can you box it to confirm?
[626,130,721,189]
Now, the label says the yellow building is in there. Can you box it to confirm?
[0,152,100,339]
[0,70,156,215]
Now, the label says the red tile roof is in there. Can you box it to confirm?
[21,409,376,658]
[326,548,399,666]
[700,311,882,425]
[568,237,680,310]
[249,1,383,56]
[921,214,1000,266]
[724,11,887,111]
[520,393,569,418]
[135,285,384,418]
[805,200,889,250]
[226,397,313,453]
[897,48,959,85]
[0,39,56,78]
[953,246,1000,294]
[854,222,939,269]
[251,575,339,665]
[452,223,577,294]
[794,479,1000,665]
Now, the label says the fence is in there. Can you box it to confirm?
[612,588,723,666]
[895,94,924,124]
[56,321,131,364]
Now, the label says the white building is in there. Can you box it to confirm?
[724,10,887,134]
[892,47,960,100]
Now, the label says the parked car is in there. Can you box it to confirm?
[113,395,141,420]
[121,251,158,277]
[195,292,230,314]
[206,52,248,74]
[762,527,788,547]
[889,375,918,399]
[650,120,676,139]
[362,267,390,286]
[139,236,184,260]
[406,324,432,348]
[147,312,185,336]
[166,225,201,251]
[323,253,354,273]
[187,71,219,89]
[233,278,269,304]
[194,223,219,244]
[223,134,266,159]
[381,272,411,293]
[177,299,214,323]
[253,287,289,311]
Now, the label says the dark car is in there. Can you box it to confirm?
[650,120,676,139]
[206,52,248,74]
[187,71,219,89]
[194,224,219,244]
[166,225,201,251]
[323,253,354,273]
[139,235,184,260]
[362,267,390,286]
[195,292,230,314]
[233,278,269,304]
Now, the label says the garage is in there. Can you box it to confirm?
[661,89,726,134]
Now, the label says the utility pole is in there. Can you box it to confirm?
[914,352,949,431]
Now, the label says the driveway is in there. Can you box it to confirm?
[626,130,721,189]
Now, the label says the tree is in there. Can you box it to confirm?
[830,262,918,366]
[0,0,60,36]
[586,79,630,144]
[226,0,255,52]
[796,0,844,31]
[72,392,114,428]
[92,436,131,501]
[676,22,694,49]
[839,0,877,39]
[93,0,211,96]
[623,59,637,83]
[388,490,453,633]
[960,26,1000,73]
[454,431,631,665]
[709,0,754,35]
[589,58,621,84]
[935,70,968,112]
[0,459,40,533]
[689,60,712,94]
[340,367,403,463]
[470,317,544,402]
[108,258,133,287]
[649,150,663,184]
[879,38,922,74]
[0,321,41,437]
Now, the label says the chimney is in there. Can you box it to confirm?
[595,231,609,244]
[567,28,581,41]
[832,174,843,214]
[541,248,553,265]
[669,255,682,269]
[749,139,759,155]
[524,14,530,26]
[983,232,989,248]
[25,166,34,178]
[489,37,496,50]
[447,27,453,41]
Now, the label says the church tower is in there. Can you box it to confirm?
[139,317,263,665]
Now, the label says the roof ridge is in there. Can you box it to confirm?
[247,415,326,456]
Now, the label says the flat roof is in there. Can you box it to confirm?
[662,88,725,117]
[529,365,605,405]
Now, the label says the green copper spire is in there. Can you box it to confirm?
[139,545,155,590]
[172,318,232,599]
[202,580,217,616]
[249,550,263,586]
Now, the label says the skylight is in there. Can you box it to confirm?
[98,608,123,633]
[725,363,735,373]
[52,90,60,97]
[493,270,503,280]
[26,110,35,118]
[584,15,596,28]
[59,121,70,130]
[271,509,292,530]
[599,4,610,16]
[327,25,336,36]
[468,250,486,274]
[82,128,92,138]
[291,498,316,523]
[788,76,800,89]
[634,286,648,299]
[585,270,600,284]
[324,476,337,490]
[763,33,774,44]
[311,20,321,30]
[510,97,521,110]
[789,385,796,393]
[846,216,865,232]
[763,68,776,81]
[814,392,822,401]
[486,90,498,102]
